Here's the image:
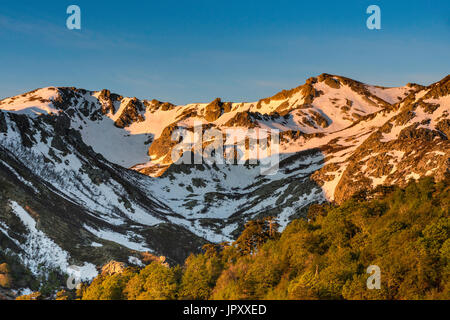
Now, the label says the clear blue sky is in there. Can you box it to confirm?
[0,0,449,104]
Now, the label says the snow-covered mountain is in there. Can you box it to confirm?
[0,73,448,286]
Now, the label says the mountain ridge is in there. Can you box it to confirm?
[0,73,448,292]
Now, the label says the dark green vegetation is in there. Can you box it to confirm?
[73,177,449,300]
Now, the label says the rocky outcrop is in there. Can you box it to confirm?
[97,89,122,115]
[0,263,12,289]
[101,261,127,275]
[146,99,176,112]
[204,98,232,122]
[223,111,258,128]
[148,123,185,163]
[114,98,145,128]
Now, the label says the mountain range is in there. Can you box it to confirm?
[0,73,448,291]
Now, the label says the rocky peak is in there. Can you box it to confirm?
[204,98,232,122]
[114,97,145,128]
[146,99,176,112]
[97,89,123,115]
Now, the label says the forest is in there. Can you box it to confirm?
[18,176,450,300]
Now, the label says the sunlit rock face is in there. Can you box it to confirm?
[0,74,448,286]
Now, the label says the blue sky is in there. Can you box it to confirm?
[0,0,449,104]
